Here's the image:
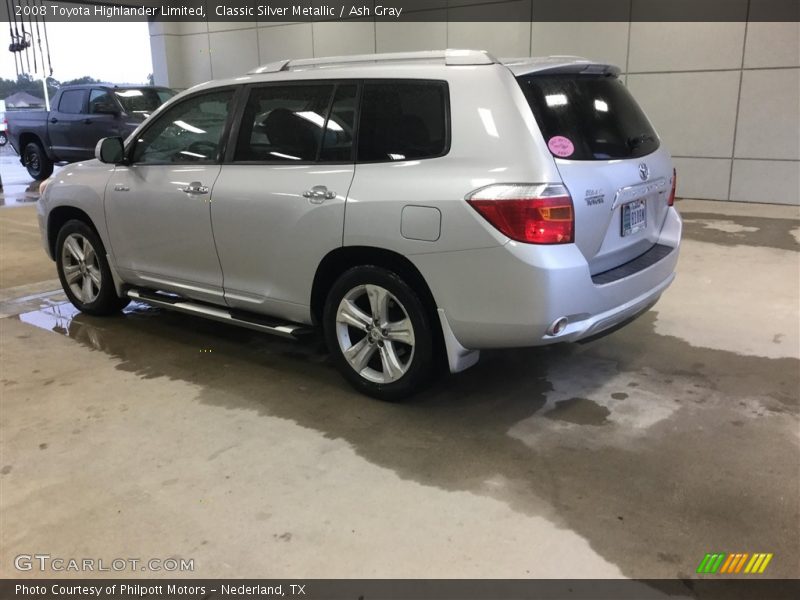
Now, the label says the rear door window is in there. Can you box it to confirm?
[233,84,336,162]
[357,81,448,162]
[319,85,357,162]
[89,89,116,114]
[517,74,659,161]
[57,90,86,114]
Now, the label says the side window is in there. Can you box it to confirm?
[234,84,334,162]
[319,85,357,162]
[57,90,86,115]
[131,89,235,164]
[88,89,115,114]
[357,82,448,162]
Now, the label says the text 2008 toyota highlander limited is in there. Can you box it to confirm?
[38,50,681,400]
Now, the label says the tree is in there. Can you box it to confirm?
[0,75,101,103]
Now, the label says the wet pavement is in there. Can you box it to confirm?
[0,197,798,586]
[0,144,60,206]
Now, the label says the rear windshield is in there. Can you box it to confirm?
[115,88,175,117]
[517,74,659,161]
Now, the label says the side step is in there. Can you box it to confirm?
[127,289,314,339]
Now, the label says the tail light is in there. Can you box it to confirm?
[466,184,574,244]
[668,168,676,207]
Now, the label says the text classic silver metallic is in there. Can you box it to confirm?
[37,50,682,400]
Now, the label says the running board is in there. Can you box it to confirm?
[126,289,313,339]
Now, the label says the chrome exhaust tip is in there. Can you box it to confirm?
[547,317,569,336]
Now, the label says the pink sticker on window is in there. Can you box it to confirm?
[548,136,575,158]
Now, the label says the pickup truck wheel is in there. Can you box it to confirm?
[323,266,434,401]
[56,220,129,316]
[0,132,7,146]
[24,141,53,180]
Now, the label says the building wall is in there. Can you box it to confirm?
[149,6,800,204]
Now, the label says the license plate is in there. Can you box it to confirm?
[622,199,647,236]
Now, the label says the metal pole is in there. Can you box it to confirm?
[41,76,50,111]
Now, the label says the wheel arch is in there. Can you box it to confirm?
[311,246,446,364]
[18,132,50,157]
[311,247,436,322]
[47,206,100,259]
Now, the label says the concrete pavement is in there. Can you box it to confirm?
[0,188,798,583]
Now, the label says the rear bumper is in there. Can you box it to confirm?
[550,270,673,342]
[417,206,682,349]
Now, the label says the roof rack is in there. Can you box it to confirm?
[249,49,497,74]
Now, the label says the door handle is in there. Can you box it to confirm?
[83,118,93,125]
[181,181,209,195]
[114,184,129,192]
[302,185,336,203]
[49,117,58,124]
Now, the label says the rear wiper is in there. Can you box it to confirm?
[628,134,655,149]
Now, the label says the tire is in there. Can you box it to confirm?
[0,132,7,147]
[323,265,435,401]
[55,220,129,316]
[23,141,53,180]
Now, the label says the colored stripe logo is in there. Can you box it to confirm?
[697,553,773,574]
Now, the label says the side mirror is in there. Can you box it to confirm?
[95,137,125,164]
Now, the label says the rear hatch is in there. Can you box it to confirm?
[516,70,673,275]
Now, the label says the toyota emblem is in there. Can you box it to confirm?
[638,163,649,181]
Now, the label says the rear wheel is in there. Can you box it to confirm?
[56,220,129,316]
[24,141,53,180]
[323,266,435,401]
[0,132,7,146]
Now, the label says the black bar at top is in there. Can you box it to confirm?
[0,0,798,22]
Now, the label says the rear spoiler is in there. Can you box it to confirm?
[502,57,621,77]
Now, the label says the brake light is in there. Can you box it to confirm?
[668,168,676,207]
[466,184,574,244]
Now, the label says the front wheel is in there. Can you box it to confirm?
[323,266,435,401]
[55,220,129,316]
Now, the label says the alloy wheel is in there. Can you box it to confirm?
[61,233,102,304]
[335,284,416,384]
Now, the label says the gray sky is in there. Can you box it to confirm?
[1,21,153,83]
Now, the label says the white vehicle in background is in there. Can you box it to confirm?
[37,50,681,401]
[0,99,7,146]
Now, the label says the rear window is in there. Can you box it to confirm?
[357,81,448,162]
[115,88,175,117]
[58,90,85,114]
[517,74,659,161]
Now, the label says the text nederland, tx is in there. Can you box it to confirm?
[16,584,306,596]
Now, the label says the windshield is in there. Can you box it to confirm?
[517,74,660,161]
[114,88,176,117]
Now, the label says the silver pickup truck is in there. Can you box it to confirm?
[7,84,174,180]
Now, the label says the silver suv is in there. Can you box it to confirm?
[38,50,682,400]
